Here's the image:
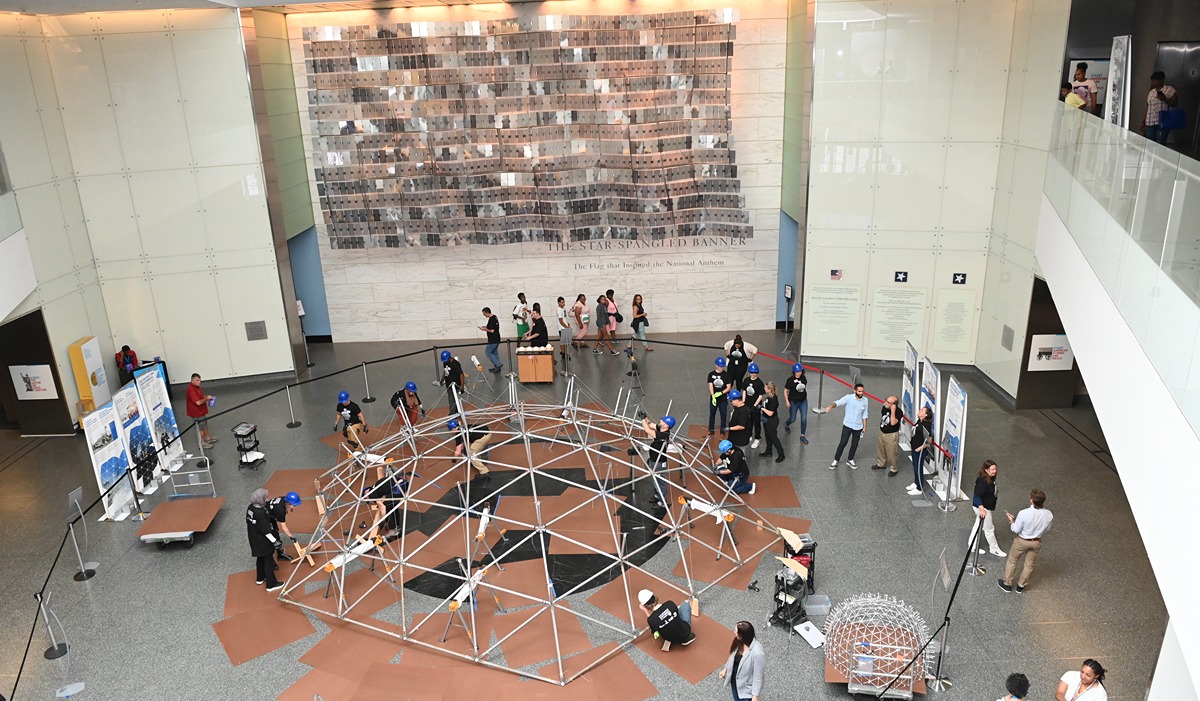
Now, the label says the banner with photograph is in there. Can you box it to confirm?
[920,357,941,447]
[134,363,183,473]
[942,375,969,499]
[8,364,59,400]
[900,341,919,448]
[113,383,159,493]
[82,402,135,520]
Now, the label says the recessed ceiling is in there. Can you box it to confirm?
[1,0,542,15]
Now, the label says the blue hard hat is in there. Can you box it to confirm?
[661,416,676,429]
[440,350,452,362]
[715,357,727,367]
[748,363,759,373]
[447,419,460,430]
[719,440,733,453]
[793,363,804,373]
[338,391,350,403]
[285,491,302,506]
[405,381,417,392]
[729,389,743,400]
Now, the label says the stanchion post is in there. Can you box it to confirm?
[965,514,985,576]
[506,339,514,373]
[937,451,957,513]
[285,385,302,429]
[35,592,67,660]
[124,468,146,522]
[68,522,95,582]
[818,371,824,406]
[432,347,442,386]
[360,362,376,403]
[927,620,953,690]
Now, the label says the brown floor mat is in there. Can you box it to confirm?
[297,621,403,682]
[212,604,316,666]
[136,496,224,539]
[491,602,592,669]
[276,668,358,701]
[632,610,734,685]
[740,474,802,508]
[542,642,657,700]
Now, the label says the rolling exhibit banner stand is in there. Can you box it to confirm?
[900,341,919,450]
[940,375,969,502]
[920,357,943,500]
[134,363,184,474]
[112,382,159,494]
[82,402,136,521]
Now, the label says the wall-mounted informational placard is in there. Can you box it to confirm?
[806,285,862,347]
[67,336,111,412]
[9,364,58,400]
[870,288,926,348]
[1027,334,1075,371]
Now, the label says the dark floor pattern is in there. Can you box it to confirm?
[0,331,1166,699]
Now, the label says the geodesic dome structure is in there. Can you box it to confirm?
[824,593,932,700]
[280,376,787,685]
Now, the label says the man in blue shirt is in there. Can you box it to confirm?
[820,383,870,469]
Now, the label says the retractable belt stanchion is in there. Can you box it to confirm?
[360,362,376,403]
[35,592,67,660]
[285,385,302,429]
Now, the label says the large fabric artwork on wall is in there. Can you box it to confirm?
[301,11,752,248]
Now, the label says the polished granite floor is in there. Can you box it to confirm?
[0,331,1166,700]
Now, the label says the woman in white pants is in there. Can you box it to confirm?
[968,459,1006,557]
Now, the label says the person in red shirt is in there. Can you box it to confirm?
[186,373,217,448]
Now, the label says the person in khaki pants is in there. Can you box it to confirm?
[998,489,1054,593]
[450,419,492,480]
[871,395,903,475]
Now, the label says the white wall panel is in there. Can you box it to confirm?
[95,11,169,34]
[873,142,946,231]
[0,37,55,190]
[195,165,272,254]
[149,270,232,379]
[807,142,877,229]
[99,276,162,361]
[878,0,956,144]
[47,35,125,177]
[213,265,293,377]
[25,39,76,181]
[101,32,192,172]
[0,232,38,322]
[55,182,95,270]
[172,29,260,168]
[39,290,94,416]
[77,174,140,262]
[15,184,73,281]
[947,0,1014,143]
[167,8,240,32]
[127,170,207,258]
[940,142,999,233]
[810,0,885,143]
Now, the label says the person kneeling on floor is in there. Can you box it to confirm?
[714,440,756,495]
[638,589,696,648]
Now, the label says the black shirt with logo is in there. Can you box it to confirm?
[879,405,903,434]
[728,405,752,445]
[784,373,807,402]
[707,370,730,403]
[647,600,692,644]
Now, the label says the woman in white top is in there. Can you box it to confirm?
[571,294,589,349]
[1056,659,1107,701]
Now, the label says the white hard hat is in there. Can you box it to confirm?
[637,589,654,606]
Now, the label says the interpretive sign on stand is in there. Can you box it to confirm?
[113,383,159,493]
[134,363,183,473]
[900,341,919,448]
[940,375,968,500]
[82,402,135,521]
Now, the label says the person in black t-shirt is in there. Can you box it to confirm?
[478,307,503,373]
[247,489,283,590]
[871,395,903,475]
[522,309,550,348]
[783,363,809,444]
[739,363,766,449]
[335,390,367,448]
[970,459,1005,557]
[725,335,750,386]
[907,407,933,495]
[641,415,675,507]
[758,382,785,463]
[727,390,751,449]
[638,588,695,647]
[440,350,466,416]
[714,440,755,495]
[265,491,301,561]
[707,357,731,434]
[450,419,492,478]
[368,464,408,531]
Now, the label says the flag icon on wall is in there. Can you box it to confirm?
[830,269,843,280]
[895,271,908,282]
[952,273,967,284]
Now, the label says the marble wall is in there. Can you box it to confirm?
[287,0,786,342]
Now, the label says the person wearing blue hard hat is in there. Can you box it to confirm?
[265,491,302,563]
[727,390,752,451]
[390,381,424,426]
[641,413,676,508]
[784,363,810,444]
[739,363,766,450]
[440,350,466,416]
[450,418,492,480]
[707,357,731,434]
[714,439,755,495]
[334,391,367,448]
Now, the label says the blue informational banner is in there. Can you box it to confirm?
[134,363,184,473]
[942,375,969,499]
[901,341,919,447]
[82,401,135,520]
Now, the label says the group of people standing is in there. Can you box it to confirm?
[476,291,654,370]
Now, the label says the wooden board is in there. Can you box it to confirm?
[136,496,224,539]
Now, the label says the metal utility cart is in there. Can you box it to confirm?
[232,421,265,470]
[136,455,225,549]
